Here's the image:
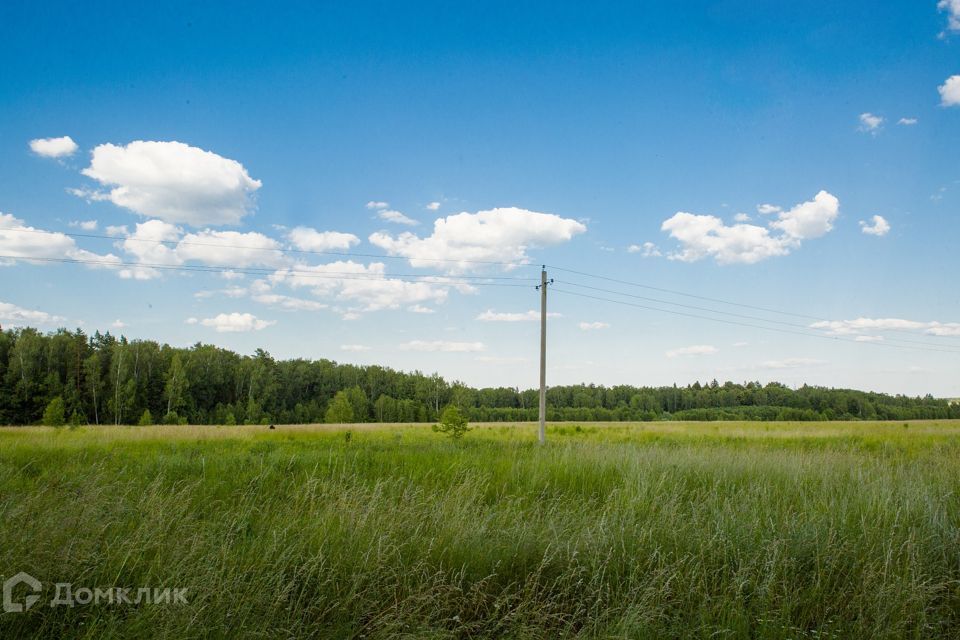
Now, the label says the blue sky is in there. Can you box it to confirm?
[2,1,959,396]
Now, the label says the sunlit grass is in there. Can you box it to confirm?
[1,421,959,638]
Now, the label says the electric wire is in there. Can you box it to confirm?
[547,263,960,345]
[554,279,960,352]
[550,287,960,355]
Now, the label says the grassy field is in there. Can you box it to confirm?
[1,421,959,639]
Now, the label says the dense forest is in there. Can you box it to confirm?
[1,327,957,426]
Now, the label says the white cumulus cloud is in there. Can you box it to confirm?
[366,201,389,210]
[177,229,284,267]
[251,293,327,311]
[0,300,65,326]
[897,117,918,126]
[760,358,825,369]
[268,260,456,312]
[78,141,262,226]
[666,344,718,358]
[369,207,586,273]
[859,215,890,237]
[627,241,662,257]
[425,201,441,211]
[378,209,419,226]
[0,212,120,269]
[939,75,960,107]
[858,113,884,134]
[756,204,781,215]
[661,191,839,265]
[287,227,360,252]
[476,309,560,322]
[341,344,372,352]
[399,340,485,352]
[940,0,960,32]
[69,220,98,231]
[29,136,78,158]
[191,312,275,333]
[579,321,610,330]
[811,317,960,337]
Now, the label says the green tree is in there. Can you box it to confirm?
[138,409,153,426]
[325,391,355,424]
[43,396,66,426]
[433,404,470,439]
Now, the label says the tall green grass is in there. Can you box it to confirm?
[1,421,959,639]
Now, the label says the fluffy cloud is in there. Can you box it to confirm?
[287,227,360,252]
[858,113,883,134]
[177,229,284,267]
[940,0,960,32]
[250,293,327,311]
[188,312,275,332]
[756,204,781,215]
[116,219,183,279]
[369,207,586,272]
[769,191,839,240]
[399,340,485,352]
[69,220,97,230]
[79,141,262,226]
[661,213,790,265]
[666,345,717,358]
[627,241,662,257]
[579,321,610,330]
[859,215,890,237]
[661,191,839,265]
[476,309,560,322]
[366,201,389,210]
[897,117,918,126]
[340,344,371,352]
[760,358,825,369]
[29,136,78,158]
[426,201,441,211]
[811,317,960,337]
[105,225,128,237]
[378,210,419,226]
[939,75,960,107]
[268,260,455,312]
[0,212,120,268]
[0,300,65,326]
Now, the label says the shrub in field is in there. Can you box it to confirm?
[68,410,84,428]
[433,404,470,439]
[137,409,153,426]
[42,397,65,427]
[163,411,179,425]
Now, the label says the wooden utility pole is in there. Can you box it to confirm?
[537,267,553,444]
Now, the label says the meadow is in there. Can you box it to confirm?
[1,420,959,639]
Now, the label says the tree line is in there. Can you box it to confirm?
[1,327,957,426]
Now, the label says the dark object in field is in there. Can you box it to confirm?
[269,424,275,430]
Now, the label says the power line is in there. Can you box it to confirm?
[4,227,538,268]
[547,263,960,345]
[547,264,820,319]
[0,255,537,287]
[550,287,960,355]
[554,279,960,352]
